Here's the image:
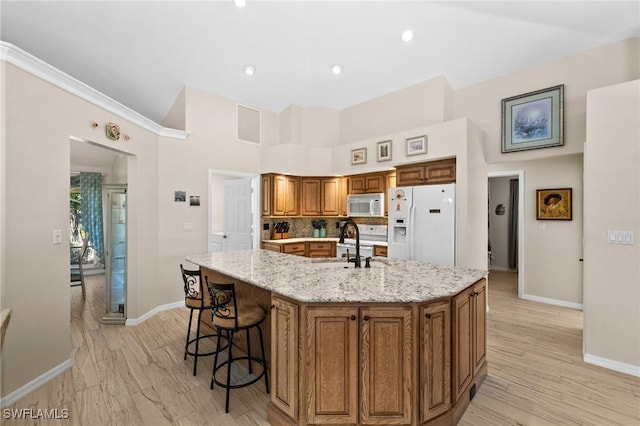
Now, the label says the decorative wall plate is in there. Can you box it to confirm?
[106,122,121,140]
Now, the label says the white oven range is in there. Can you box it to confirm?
[336,224,387,260]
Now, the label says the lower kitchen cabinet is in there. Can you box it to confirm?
[261,240,336,258]
[452,279,486,402]
[305,307,359,424]
[271,297,299,420]
[420,300,451,422]
[373,245,387,257]
[360,306,413,425]
[268,280,487,426]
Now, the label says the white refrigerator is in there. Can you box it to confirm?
[387,184,456,265]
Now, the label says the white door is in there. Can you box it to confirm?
[223,178,253,251]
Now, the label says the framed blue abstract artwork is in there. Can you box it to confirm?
[501,85,564,153]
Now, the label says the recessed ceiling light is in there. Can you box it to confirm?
[234,0,247,8]
[244,65,255,76]
[331,64,342,75]
[401,29,414,42]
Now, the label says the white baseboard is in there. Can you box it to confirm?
[0,359,72,408]
[125,301,183,326]
[522,294,583,310]
[584,353,640,377]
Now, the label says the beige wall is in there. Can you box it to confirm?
[340,76,453,144]
[489,155,584,305]
[455,38,639,164]
[584,80,640,370]
[1,63,160,396]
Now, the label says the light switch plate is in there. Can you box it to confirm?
[183,222,192,231]
[52,229,62,245]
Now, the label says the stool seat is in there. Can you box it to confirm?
[214,305,265,329]
[205,277,270,413]
[180,265,225,377]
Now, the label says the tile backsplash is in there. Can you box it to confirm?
[262,217,387,240]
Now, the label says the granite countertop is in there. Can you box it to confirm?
[186,249,487,303]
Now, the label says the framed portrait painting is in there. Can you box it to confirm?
[502,84,564,153]
[536,188,572,220]
[377,140,392,162]
[351,148,366,165]
[406,135,427,156]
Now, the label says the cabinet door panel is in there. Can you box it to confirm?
[425,161,456,183]
[284,176,299,216]
[273,175,288,216]
[261,175,272,216]
[348,176,367,194]
[361,307,412,425]
[421,301,451,422]
[473,279,487,375]
[365,175,385,193]
[453,288,473,402]
[271,297,298,419]
[396,166,425,186]
[321,178,340,216]
[306,308,358,424]
[301,179,321,216]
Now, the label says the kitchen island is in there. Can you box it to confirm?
[186,249,487,426]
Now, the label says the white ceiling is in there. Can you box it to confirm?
[2,1,639,127]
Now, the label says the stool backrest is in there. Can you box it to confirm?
[204,277,238,329]
[180,265,205,307]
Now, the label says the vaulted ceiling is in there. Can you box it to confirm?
[2,1,639,126]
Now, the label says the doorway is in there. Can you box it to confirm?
[208,170,260,252]
[488,170,524,298]
[70,137,129,322]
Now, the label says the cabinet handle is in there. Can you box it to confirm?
[363,315,369,321]
[350,315,356,321]
[425,313,431,319]
[270,304,276,309]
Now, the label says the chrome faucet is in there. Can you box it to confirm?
[339,219,361,268]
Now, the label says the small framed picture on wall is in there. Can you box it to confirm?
[351,148,367,165]
[376,140,392,162]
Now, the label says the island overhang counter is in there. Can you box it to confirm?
[186,249,488,426]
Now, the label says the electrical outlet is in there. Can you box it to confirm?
[183,222,192,231]
[263,223,269,230]
[52,229,62,245]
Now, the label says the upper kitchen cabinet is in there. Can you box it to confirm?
[263,174,300,217]
[347,171,386,194]
[301,177,346,216]
[396,158,456,186]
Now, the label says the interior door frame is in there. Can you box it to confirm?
[488,170,524,299]
[208,169,260,252]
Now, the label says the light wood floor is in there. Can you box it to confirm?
[3,271,639,425]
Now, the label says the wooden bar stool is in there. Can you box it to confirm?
[205,276,270,413]
[180,265,224,376]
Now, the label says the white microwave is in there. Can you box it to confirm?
[347,193,385,217]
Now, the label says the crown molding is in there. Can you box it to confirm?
[0,41,189,140]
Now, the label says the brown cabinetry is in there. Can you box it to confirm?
[348,172,386,194]
[281,242,306,256]
[261,174,300,217]
[373,245,387,257]
[305,307,359,424]
[271,296,299,420]
[420,300,451,422]
[301,177,345,216]
[396,158,456,187]
[452,279,486,402]
[360,306,413,425]
[261,240,336,258]
[307,241,336,258]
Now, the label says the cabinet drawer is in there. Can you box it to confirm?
[309,242,331,251]
[373,246,387,257]
[283,243,305,254]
